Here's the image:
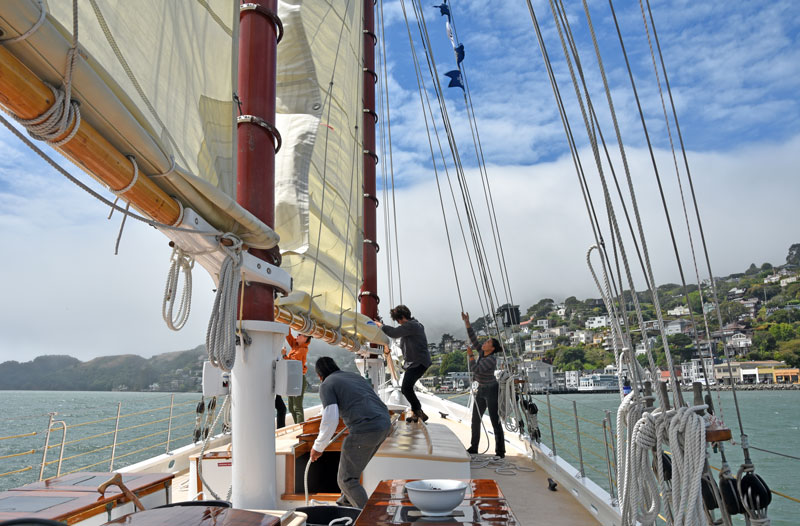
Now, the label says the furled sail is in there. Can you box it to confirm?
[274,0,388,346]
[0,0,276,248]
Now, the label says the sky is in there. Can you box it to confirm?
[0,0,799,363]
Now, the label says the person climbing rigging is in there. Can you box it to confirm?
[284,330,311,424]
[377,305,431,423]
[310,356,391,509]
[462,312,505,458]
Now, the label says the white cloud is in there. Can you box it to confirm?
[376,136,800,340]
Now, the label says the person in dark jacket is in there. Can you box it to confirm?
[310,357,391,508]
[378,305,431,423]
[462,312,505,458]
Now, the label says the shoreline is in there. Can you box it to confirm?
[432,383,800,396]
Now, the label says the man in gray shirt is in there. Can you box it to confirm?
[310,357,391,508]
[378,305,431,423]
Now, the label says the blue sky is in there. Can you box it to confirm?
[0,0,799,361]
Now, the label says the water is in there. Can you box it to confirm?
[0,390,797,524]
[506,390,800,526]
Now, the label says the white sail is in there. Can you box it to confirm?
[274,1,387,345]
[0,0,277,248]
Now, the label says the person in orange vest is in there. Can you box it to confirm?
[284,331,312,424]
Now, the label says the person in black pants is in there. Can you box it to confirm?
[378,305,431,423]
[275,395,287,429]
[462,312,505,458]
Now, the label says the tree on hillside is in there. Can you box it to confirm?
[553,347,584,371]
[440,350,467,375]
[768,323,796,342]
[745,263,759,275]
[526,298,554,320]
[786,243,800,266]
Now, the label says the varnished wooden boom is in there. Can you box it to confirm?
[0,46,181,225]
[273,305,363,353]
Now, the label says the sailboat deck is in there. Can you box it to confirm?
[170,412,600,525]
[424,411,602,526]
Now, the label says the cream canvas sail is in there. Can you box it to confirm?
[0,0,277,248]
[274,0,388,345]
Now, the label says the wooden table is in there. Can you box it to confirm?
[102,506,280,526]
[355,479,520,525]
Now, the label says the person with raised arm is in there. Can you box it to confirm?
[377,305,431,423]
[462,312,505,458]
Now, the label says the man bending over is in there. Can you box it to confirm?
[310,357,391,508]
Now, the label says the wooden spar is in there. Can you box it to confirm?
[273,305,364,353]
[0,46,181,225]
[360,0,379,321]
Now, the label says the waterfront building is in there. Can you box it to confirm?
[565,370,580,390]
[578,374,618,391]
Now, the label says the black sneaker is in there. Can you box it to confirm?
[415,409,429,422]
[406,415,419,423]
[466,447,478,455]
[496,452,505,459]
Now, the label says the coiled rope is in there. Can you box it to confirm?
[5,0,81,148]
[206,234,243,372]
[668,406,706,526]
[162,246,195,331]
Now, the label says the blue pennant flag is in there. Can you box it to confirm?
[444,70,464,90]
[455,43,465,65]
[434,3,451,20]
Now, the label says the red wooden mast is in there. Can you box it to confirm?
[361,0,380,320]
[237,0,281,320]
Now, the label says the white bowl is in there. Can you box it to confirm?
[405,479,468,516]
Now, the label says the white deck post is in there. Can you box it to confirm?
[231,320,288,509]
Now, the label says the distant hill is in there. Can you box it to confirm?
[0,340,362,392]
[0,346,206,392]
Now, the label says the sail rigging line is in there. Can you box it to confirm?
[524,2,679,521]
[398,0,489,320]
[523,0,631,359]
[0,112,212,237]
[443,4,516,313]
[336,113,361,331]
[550,0,647,376]
[407,0,508,349]
[413,10,507,330]
[551,2,691,522]
[543,0,650,398]
[638,4,759,519]
[375,0,395,308]
[548,0,665,401]
[306,0,356,320]
[375,59,394,309]
[631,0,724,438]
[638,0,748,455]
[397,0,467,313]
[378,0,404,305]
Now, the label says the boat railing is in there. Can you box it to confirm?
[0,395,211,490]
[531,393,619,502]
[532,392,800,513]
